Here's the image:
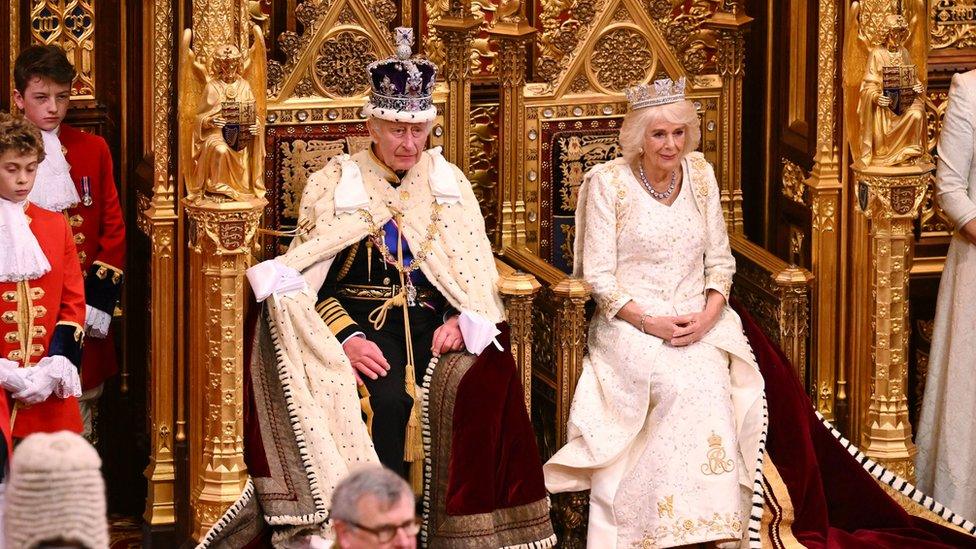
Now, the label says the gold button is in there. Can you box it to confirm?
[73,233,86,245]
[78,251,88,264]
[33,305,47,318]
[4,332,19,343]
[96,266,109,280]
[30,344,43,357]
[32,326,46,338]
[69,215,84,227]
[29,287,44,300]
[399,190,410,202]
[2,311,16,323]
[2,291,15,302]
[7,350,22,361]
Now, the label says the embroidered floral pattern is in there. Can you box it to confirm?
[657,495,674,519]
[705,271,733,300]
[631,512,742,548]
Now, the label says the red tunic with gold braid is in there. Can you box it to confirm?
[1,204,86,437]
[59,124,126,391]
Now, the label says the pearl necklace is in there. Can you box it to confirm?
[638,163,677,201]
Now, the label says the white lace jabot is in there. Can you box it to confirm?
[29,128,79,212]
[0,198,50,282]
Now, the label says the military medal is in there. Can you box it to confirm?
[81,176,93,207]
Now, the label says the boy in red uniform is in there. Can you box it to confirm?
[0,113,85,450]
[13,45,125,439]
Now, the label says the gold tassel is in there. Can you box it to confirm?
[386,215,424,495]
[358,384,374,437]
[402,362,424,463]
[409,458,424,496]
[404,362,425,497]
[365,239,373,282]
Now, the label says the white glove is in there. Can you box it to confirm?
[246,259,307,302]
[0,359,29,393]
[85,304,112,338]
[12,356,81,405]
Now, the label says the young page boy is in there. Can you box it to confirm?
[0,112,85,453]
[13,45,125,437]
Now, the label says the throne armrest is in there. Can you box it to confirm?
[730,234,815,391]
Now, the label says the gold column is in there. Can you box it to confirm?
[141,0,177,527]
[498,271,541,412]
[186,199,265,538]
[773,268,815,384]
[488,13,535,249]
[140,189,178,527]
[7,0,19,108]
[551,278,589,447]
[711,6,752,234]
[433,12,480,172]
[855,165,931,481]
[808,0,843,424]
[550,277,591,545]
[185,0,262,538]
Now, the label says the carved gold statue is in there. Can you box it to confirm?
[845,10,926,168]
[180,25,267,203]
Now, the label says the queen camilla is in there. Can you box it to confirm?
[543,77,767,548]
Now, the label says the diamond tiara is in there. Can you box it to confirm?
[624,77,687,110]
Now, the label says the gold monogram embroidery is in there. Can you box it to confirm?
[702,431,735,475]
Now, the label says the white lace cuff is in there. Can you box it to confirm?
[246,259,308,302]
[85,304,112,339]
[43,355,82,399]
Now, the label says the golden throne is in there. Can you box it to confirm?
[170,0,819,540]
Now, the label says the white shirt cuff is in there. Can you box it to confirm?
[341,331,366,345]
[247,259,308,302]
[85,304,112,338]
[458,310,502,355]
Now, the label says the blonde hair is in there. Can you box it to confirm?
[0,112,44,161]
[618,100,700,164]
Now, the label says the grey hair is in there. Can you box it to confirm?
[330,465,412,523]
[618,100,701,164]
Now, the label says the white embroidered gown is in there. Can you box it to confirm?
[916,70,976,520]
[544,154,765,549]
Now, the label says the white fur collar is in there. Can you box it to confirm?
[333,148,463,213]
